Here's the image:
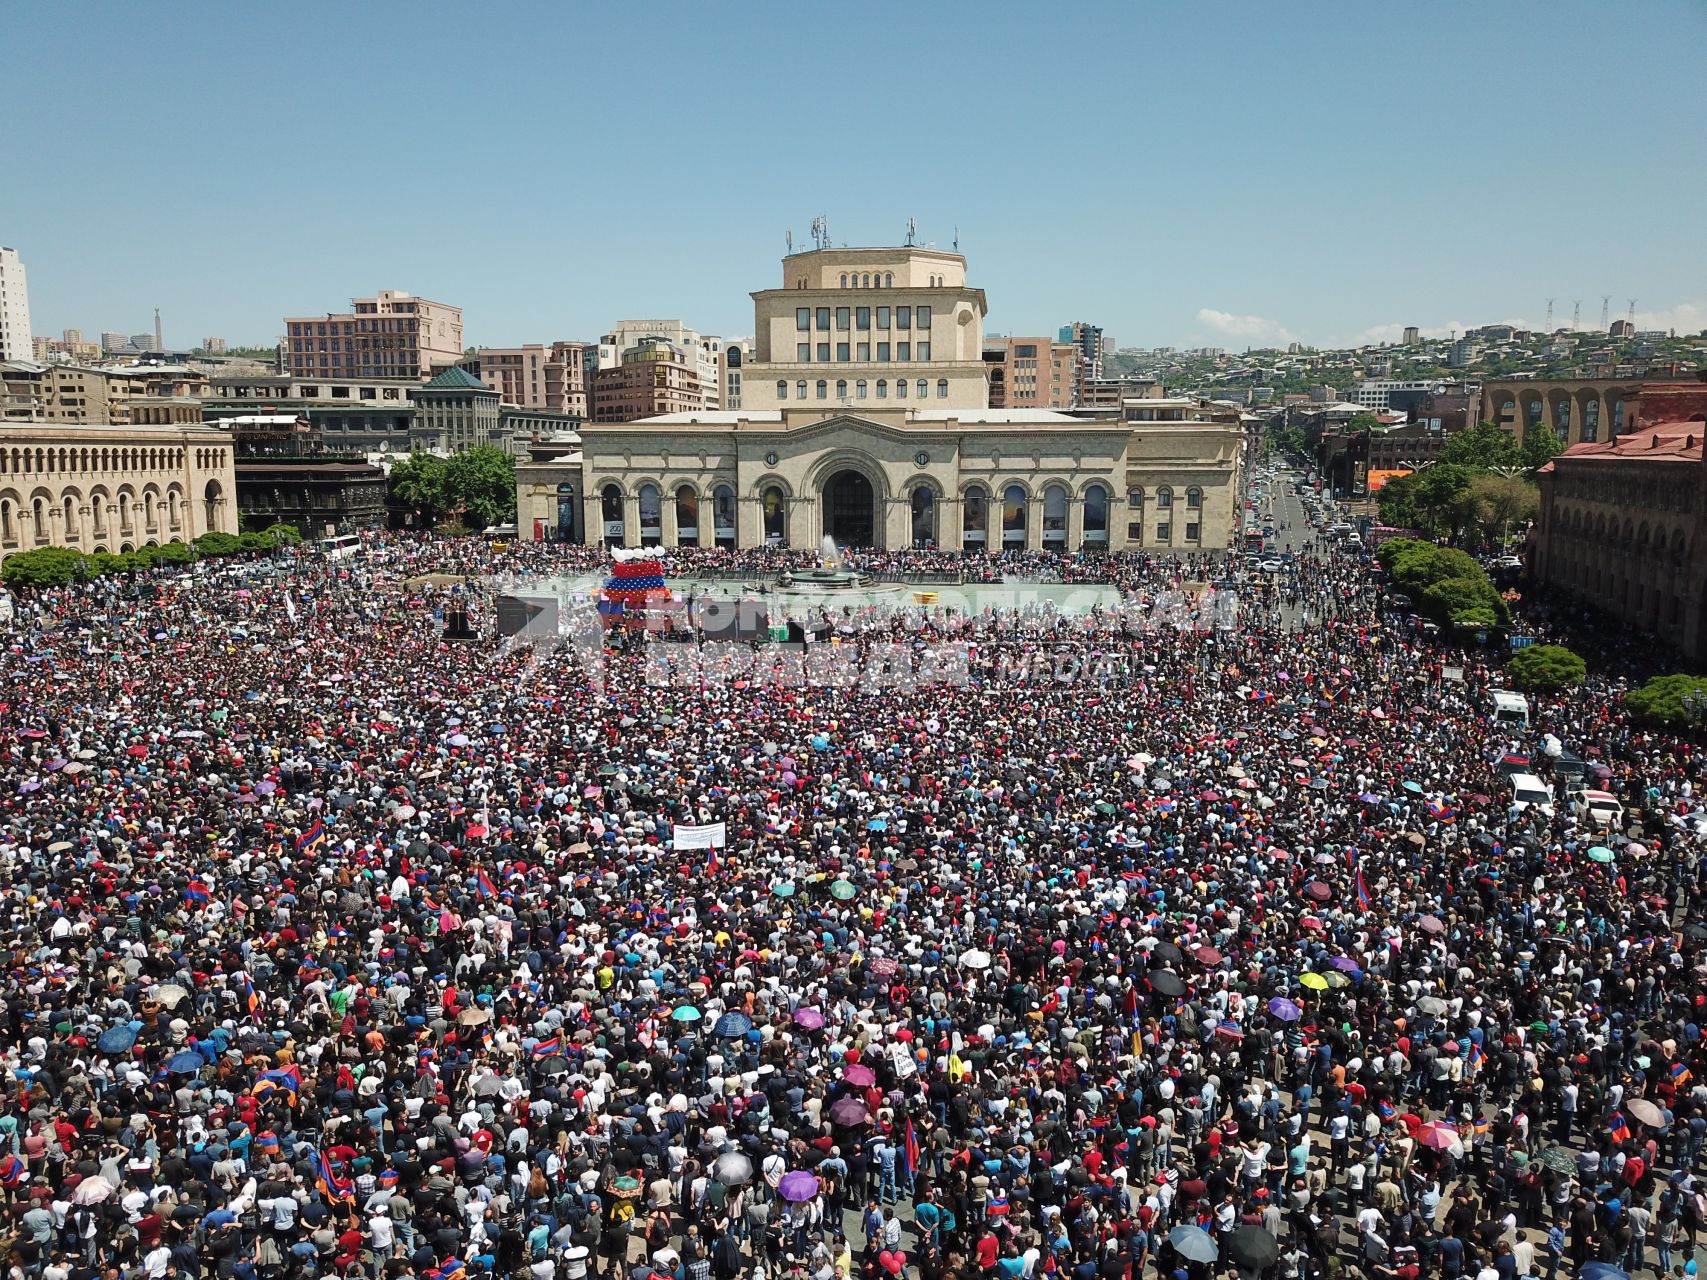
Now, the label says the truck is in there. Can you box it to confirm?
[1489,689,1531,730]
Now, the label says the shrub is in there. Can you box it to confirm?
[1508,643,1586,691]
[1625,674,1707,726]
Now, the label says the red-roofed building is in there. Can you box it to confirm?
[1533,375,1707,656]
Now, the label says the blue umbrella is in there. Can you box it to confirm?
[97,1025,138,1055]
[714,1011,753,1037]
[166,1049,204,1074]
[1402,780,1424,794]
[1169,1225,1218,1264]
[1579,1265,1629,1280]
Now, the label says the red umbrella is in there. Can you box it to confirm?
[1304,881,1333,902]
[1418,1123,1460,1151]
[1194,945,1224,965]
[126,744,149,757]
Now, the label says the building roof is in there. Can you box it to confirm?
[617,408,1096,428]
[422,366,491,391]
[1541,418,1707,471]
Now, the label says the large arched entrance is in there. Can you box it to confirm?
[823,469,876,547]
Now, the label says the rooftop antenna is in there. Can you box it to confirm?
[1572,299,1582,329]
[1600,296,1611,329]
[1544,298,1554,330]
[905,217,916,247]
[786,229,793,254]
[953,225,959,253]
[1628,298,1638,327]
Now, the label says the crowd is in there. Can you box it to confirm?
[0,527,1700,1280]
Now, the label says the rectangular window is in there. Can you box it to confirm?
[1186,522,1200,541]
[877,343,890,362]
[851,342,866,361]
[817,343,830,362]
[1015,344,1037,358]
[798,343,810,362]
[1156,522,1171,541]
[896,307,911,330]
[917,305,931,330]
[856,307,870,329]
[836,307,850,330]
[815,308,830,330]
[796,308,810,331]
[898,342,911,361]
[1128,522,1143,541]
[877,307,890,329]
[836,343,850,362]
[917,341,931,361]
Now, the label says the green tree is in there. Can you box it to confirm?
[1348,413,1381,433]
[1507,643,1586,690]
[1439,421,1523,470]
[2,547,90,589]
[442,445,517,530]
[1377,474,1423,528]
[1409,464,1476,537]
[1421,574,1509,630]
[1468,474,1539,543]
[87,551,134,577]
[1626,674,1707,726]
[194,531,244,558]
[263,522,303,547]
[389,452,451,527]
[1522,423,1565,470]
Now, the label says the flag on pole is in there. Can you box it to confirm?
[903,1118,920,1177]
[1355,868,1372,910]
[1608,1113,1631,1145]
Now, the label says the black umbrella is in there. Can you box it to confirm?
[1150,970,1186,998]
[1223,1225,1279,1270]
[1151,941,1184,966]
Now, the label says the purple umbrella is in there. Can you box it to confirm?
[1268,996,1302,1023]
[1329,956,1361,974]
[256,780,278,795]
[828,1096,869,1126]
[842,1063,877,1087]
[777,1171,820,1202]
[793,1007,825,1030]
[18,780,40,794]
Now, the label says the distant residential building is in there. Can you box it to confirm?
[1609,319,1635,338]
[1350,379,1440,411]
[1079,376,1162,409]
[596,321,722,410]
[590,338,703,423]
[1309,384,1338,403]
[0,249,32,366]
[412,366,500,452]
[202,337,227,354]
[983,337,1077,409]
[1448,339,1477,369]
[283,291,463,381]
[471,342,592,415]
[1402,326,1421,346]
[1059,321,1107,382]
[31,330,102,363]
[101,331,128,354]
[1470,324,1517,341]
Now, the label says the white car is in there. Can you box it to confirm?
[1259,559,1286,572]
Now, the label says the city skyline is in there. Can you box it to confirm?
[5,0,1705,353]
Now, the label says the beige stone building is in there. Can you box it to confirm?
[744,247,989,411]
[0,417,239,555]
[473,342,592,416]
[984,338,1079,409]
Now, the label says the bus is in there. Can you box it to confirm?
[1243,528,1266,554]
[317,534,363,560]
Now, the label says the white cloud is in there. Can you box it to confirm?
[1196,308,1296,345]
[1633,301,1707,334]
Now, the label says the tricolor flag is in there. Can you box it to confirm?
[1608,1112,1632,1145]
[1425,800,1456,823]
[313,1147,354,1204]
[1671,1062,1692,1086]
[530,1035,563,1059]
[707,844,721,876]
[1355,869,1372,910]
[295,820,326,854]
[243,977,260,1018]
[475,869,497,898]
[1467,1042,1484,1068]
[903,1117,920,1177]
[184,880,211,905]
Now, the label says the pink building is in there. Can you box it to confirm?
[474,342,591,416]
[284,291,462,381]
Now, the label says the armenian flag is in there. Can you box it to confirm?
[313,1147,354,1204]
[530,1035,563,1059]
[903,1118,920,1177]
[184,880,211,905]
[1355,869,1372,910]
[1671,1062,1692,1086]
[475,868,497,898]
[1608,1112,1632,1145]
[295,820,327,854]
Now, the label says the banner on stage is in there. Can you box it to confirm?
[672,822,727,850]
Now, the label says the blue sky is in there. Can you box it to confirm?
[5,0,1705,352]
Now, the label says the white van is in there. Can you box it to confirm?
[1571,789,1624,831]
[1490,689,1530,729]
[1507,772,1555,818]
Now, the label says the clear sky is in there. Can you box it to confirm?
[5,0,1705,353]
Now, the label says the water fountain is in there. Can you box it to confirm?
[774,535,883,594]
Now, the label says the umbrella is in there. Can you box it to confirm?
[959,948,991,970]
[456,1007,490,1026]
[1298,972,1328,991]
[1417,996,1448,1016]
[1537,1146,1577,1173]
[1625,1097,1666,1129]
[97,1026,138,1054]
[153,984,189,1008]
[777,1171,820,1202]
[166,1050,204,1075]
[1580,1266,1630,1280]
[772,881,797,897]
[1304,880,1332,902]
[1223,1226,1280,1270]
[828,1096,870,1126]
[1168,1225,1218,1264]
[1587,846,1614,863]
[1417,914,1444,935]
[1194,945,1224,966]
[1309,778,1331,791]
[713,1012,753,1037]
[843,1063,877,1087]
[1418,1123,1460,1151]
[611,1176,642,1199]
[830,879,857,901]
[536,1057,569,1077]
[714,1152,753,1185]
[70,1175,115,1205]
[868,956,898,978]
[1149,970,1185,997]
[670,1005,702,1023]
[1403,780,1423,793]
[1151,941,1184,966]
[1329,956,1361,974]
[1403,831,1427,848]
[1323,970,1352,989]
[1267,997,1301,1023]
[794,1007,826,1030]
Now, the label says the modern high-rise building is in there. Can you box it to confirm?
[1058,321,1107,382]
[283,291,463,381]
[0,248,33,365]
[101,332,128,354]
[983,337,1079,409]
[1402,326,1421,346]
[471,342,592,416]
[743,246,989,411]
[596,321,723,409]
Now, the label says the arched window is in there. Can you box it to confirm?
[600,483,624,545]
[876,379,888,399]
[1042,484,1069,547]
[962,486,988,545]
[637,483,662,546]
[1084,484,1109,544]
[1185,486,1202,509]
[1156,486,1173,509]
[884,273,893,287]
[896,378,908,399]
[795,380,807,400]
[910,486,936,548]
[31,498,44,542]
[712,483,736,548]
[776,380,788,400]
[761,485,787,545]
[144,493,157,531]
[862,274,870,288]
[556,482,576,541]
[816,379,828,400]
[840,274,848,287]
[836,380,848,399]
[916,379,927,399]
[0,501,10,543]
[674,485,699,544]
[937,379,949,399]
[856,379,868,399]
[63,496,77,538]
[1001,485,1027,548]
[118,493,131,532]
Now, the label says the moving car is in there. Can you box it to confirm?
[1570,789,1624,831]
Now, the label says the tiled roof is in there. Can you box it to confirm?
[1547,418,1707,470]
[422,366,490,391]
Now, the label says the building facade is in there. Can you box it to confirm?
[0,249,31,366]
[590,339,703,423]
[1350,379,1440,411]
[596,322,722,410]
[984,337,1079,408]
[1059,322,1107,382]
[234,459,388,539]
[201,373,417,454]
[472,342,591,415]
[283,291,462,380]
[743,247,989,412]
[1480,376,1646,446]
[0,422,238,555]
[411,366,500,452]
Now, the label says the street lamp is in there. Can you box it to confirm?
[1683,692,1707,727]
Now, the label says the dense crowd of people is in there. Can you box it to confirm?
[0,521,1701,1280]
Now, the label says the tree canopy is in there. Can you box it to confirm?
[388,447,517,530]
[1625,674,1707,726]
[1506,643,1586,691]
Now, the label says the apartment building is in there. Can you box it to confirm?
[283,291,463,380]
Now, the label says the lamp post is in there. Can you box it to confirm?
[1683,692,1707,728]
